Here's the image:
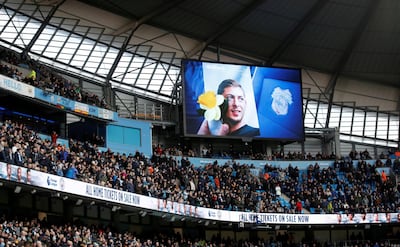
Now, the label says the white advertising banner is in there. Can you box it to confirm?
[0,162,398,225]
[0,74,35,98]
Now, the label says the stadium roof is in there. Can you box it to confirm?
[1,0,399,107]
[0,0,398,145]
[79,0,400,89]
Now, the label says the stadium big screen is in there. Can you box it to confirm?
[182,60,304,140]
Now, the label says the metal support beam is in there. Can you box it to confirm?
[22,0,66,58]
[266,0,328,66]
[112,0,184,36]
[324,0,380,128]
[187,0,266,59]
[105,0,185,106]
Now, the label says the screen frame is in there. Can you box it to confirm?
[181,59,305,141]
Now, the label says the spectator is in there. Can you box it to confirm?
[25,67,36,83]
[65,163,78,179]
[295,199,302,213]
[51,131,58,146]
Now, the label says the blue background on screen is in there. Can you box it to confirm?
[254,78,304,139]
[183,60,206,134]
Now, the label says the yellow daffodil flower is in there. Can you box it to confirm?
[197,91,224,121]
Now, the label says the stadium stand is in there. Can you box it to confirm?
[0,117,399,216]
[1,1,400,245]
[0,48,108,110]
[0,64,398,242]
[1,217,398,247]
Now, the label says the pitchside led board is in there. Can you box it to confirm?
[182,60,304,141]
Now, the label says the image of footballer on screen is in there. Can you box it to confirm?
[196,79,260,137]
[183,60,304,140]
[183,60,260,137]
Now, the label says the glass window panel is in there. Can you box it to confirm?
[90,50,105,58]
[315,103,327,128]
[352,110,365,136]
[351,122,363,136]
[46,40,64,50]
[96,68,109,76]
[63,41,80,49]
[44,46,62,53]
[102,57,116,65]
[52,32,69,42]
[136,80,149,86]
[84,62,98,73]
[388,115,399,141]
[148,84,161,91]
[13,38,28,47]
[98,62,113,70]
[80,42,94,50]
[0,35,16,45]
[151,74,166,80]
[376,113,388,139]
[328,105,341,128]
[161,85,174,92]
[23,25,39,35]
[7,16,28,30]
[132,57,145,65]
[115,61,130,69]
[36,28,56,53]
[0,22,8,33]
[138,73,152,80]
[124,72,139,80]
[339,122,351,133]
[0,8,10,19]
[19,32,34,42]
[303,116,314,128]
[119,55,132,62]
[74,48,91,56]
[35,34,51,46]
[363,126,376,133]
[364,112,377,138]
[41,27,56,36]
[3,26,21,40]
[30,44,46,53]
[304,101,318,128]
[42,51,57,59]
[339,108,353,134]
[58,55,73,63]
[105,49,118,57]
[70,56,86,67]
[58,47,76,55]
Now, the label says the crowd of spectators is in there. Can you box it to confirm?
[158,144,337,162]
[281,160,400,214]
[0,119,400,215]
[0,217,248,247]
[0,47,109,110]
[1,217,400,247]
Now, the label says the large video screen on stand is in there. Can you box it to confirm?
[182,60,304,141]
